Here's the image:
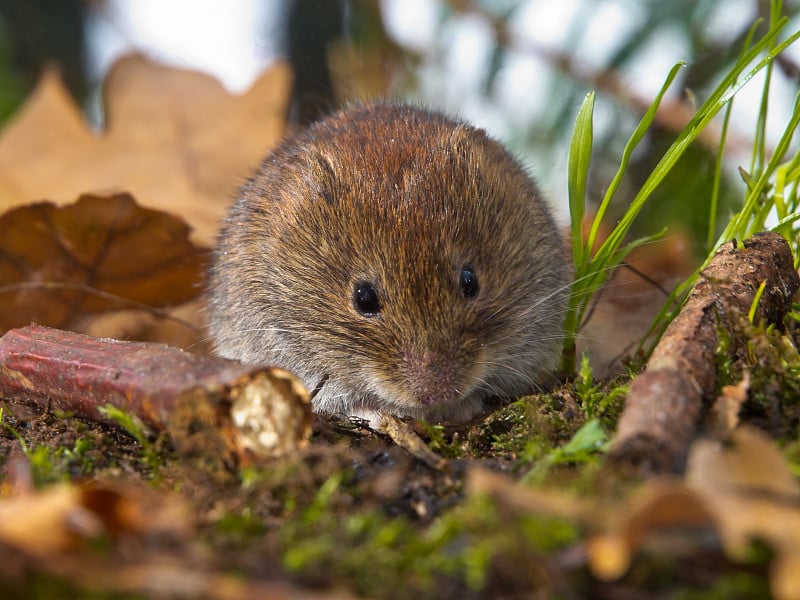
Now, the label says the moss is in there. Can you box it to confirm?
[0,406,175,487]
[712,311,800,441]
[0,575,145,600]
[670,572,770,600]
[0,332,785,599]
[416,422,468,459]
[212,507,268,547]
[277,486,577,598]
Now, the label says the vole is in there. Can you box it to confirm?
[208,103,569,424]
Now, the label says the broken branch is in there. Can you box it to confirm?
[608,232,799,474]
[0,325,311,468]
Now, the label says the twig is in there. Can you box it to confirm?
[0,325,311,467]
[608,232,799,474]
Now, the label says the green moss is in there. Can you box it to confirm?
[278,485,577,598]
[0,575,145,600]
[670,572,770,600]
[713,311,800,441]
[416,422,467,459]
[1,408,99,486]
[467,392,588,464]
[213,507,267,546]
[573,353,629,427]
[0,405,175,487]
[97,405,151,446]
[97,405,171,478]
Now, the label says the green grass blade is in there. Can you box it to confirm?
[561,13,799,373]
[721,92,800,241]
[568,92,595,268]
[585,61,686,254]
[749,280,767,324]
[707,102,733,252]
[598,21,800,263]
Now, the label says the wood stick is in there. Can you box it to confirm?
[609,232,799,474]
[0,325,311,468]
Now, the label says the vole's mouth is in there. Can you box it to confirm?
[364,349,490,413]
[376,378,478,411]
[389,348,485,408]
[421,395,437,407]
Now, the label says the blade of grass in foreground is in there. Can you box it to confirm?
[731,92,800,241]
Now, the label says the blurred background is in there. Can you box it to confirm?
[0,0,798,256]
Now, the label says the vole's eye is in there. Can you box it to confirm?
[459,267,479,299]
[353,282,381,316]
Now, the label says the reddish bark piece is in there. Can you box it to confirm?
[609,232,799,474]
[0,325,311,466]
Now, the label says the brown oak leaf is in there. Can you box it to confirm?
[0,54,292,246]
[0,192,207,334]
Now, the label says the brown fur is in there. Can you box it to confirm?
[208,103,569,424]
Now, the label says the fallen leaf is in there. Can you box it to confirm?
[0,192,207,333]
[685,426,800,600]
[0,54,292,246]
[578,227,696,378]
[687,427,800,567]
[80,297,207,348]
[584,535,630,581]
[466,466,592,522]
[586,483,717,581]
[0,481,189,557]
[587,427,800,600]
[0,485,102,555]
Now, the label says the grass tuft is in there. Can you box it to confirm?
[562,1,800,372]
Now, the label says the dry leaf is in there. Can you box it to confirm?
[588,426,800,600]
[586,483,716,581]
[687,426,800,504]
[460,417,800,596]
[0,54,292,246]
[0,192,207,333]
[686,426,800,600]
[466,466,592,522]
[0,486,100,555]
[578,229,696,378]
[80,297,207,348]
[0,482,189,557]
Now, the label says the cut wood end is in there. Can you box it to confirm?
[229,368,312,458]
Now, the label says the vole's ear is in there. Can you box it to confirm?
[446,122,493,166]
[289,152,337,207]
[448,120,528,177]
[448,123,476,151]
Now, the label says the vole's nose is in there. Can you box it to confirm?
[400,347,461,406]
